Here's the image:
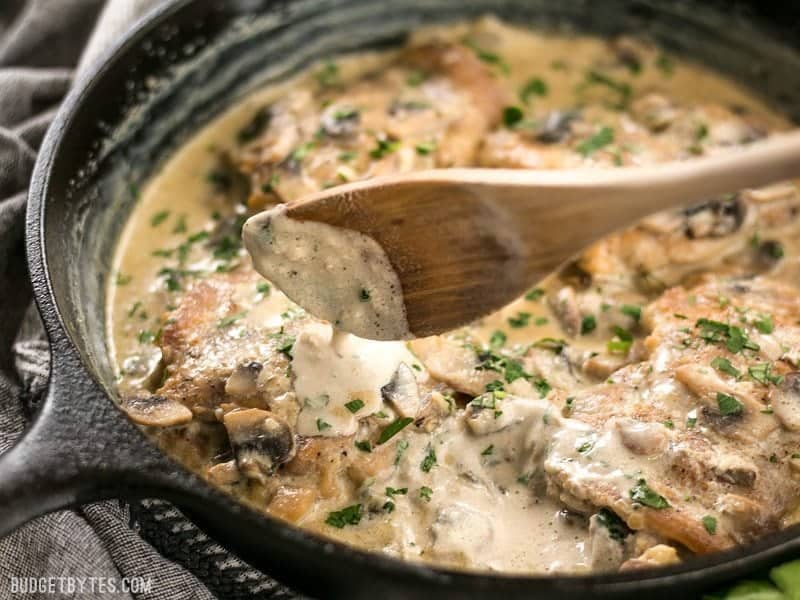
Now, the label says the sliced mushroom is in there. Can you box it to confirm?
[771,372,800,432]
[120,348,164,392]
[683,196,746,239]
[533,111,579,144]
[549,286,582,336]
[712,454,759,487]
[120,394,193,427]
[630,94,679,132]
[588,510,628,572]
[223,408,296,482]
[225,361,263,397]
[381,362,422,418]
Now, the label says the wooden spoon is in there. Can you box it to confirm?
[272,131,800,340]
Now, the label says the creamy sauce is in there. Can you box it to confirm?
[291,322,416,436]
[106,17,800,575]
[244,205,410,340]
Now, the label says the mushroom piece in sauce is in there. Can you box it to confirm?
[223,408,296,481]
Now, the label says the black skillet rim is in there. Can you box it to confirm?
[24,0,800,595]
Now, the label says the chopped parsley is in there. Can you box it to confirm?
[507,311,532,328]
[394,439,409,465]
[711,356,741,378]
[663,419,674,429]
[316,418,331,432]
[325,504,362,528]
[217,311,247,329]
[338,150,357,162]
[749,363,784,386]
[581,314,597,335]
[419,486,433,502]
[344,399,365,413]
[421,446,437,472]
[489,330,507,349]
[533,337,566,353]
[377,417,413,444]
[607,325,633,354]
[695,318,760,353]
[629,479,670,509]
[386,487,407,497]
[584,69,632,108]
[369,137,400,159]
[753,313,774,334]
[533,377,552,398]
[256,281,271,296]
[525,287,545,301]
[596,508,632,540]
[576,126,614,157]
[359,288,371,302]
[481,445,494,456]
[716,392,744,417]
[354,440,372,452]
[415,141,436,155]
[291,141,315,162]
[172,214,187,234]
[655,53,674,76]
[519,77,548,103]
[115,272,132,286]
[463,40,510,74]
[702,515,718,535]
[502,105,524,128]
[383,501,395,513]
[137,329,159,344]
[620,304,642,322]
[576,439,594,454]
[150,210,170,227]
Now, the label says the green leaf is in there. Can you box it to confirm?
[629,479,670,509]
[702,515,718,535]
[325,504,362,528]
[503,105,524,127]
[576,126,614,157]
[344,399,365,413]
[620,304,642,322]
[507,311,532,328]
[754,313,774,334]
[377,417,413,444]
[596,508,631,540]
[419,486,433,502]
[525,287,545,301]
[489,330,507,349]
[519,77,548,103]
[717,392,744,416]
[581,314,597,335]
[420,446,437,472]
[711,356,741,378]
[217,311,247,328]
[150,210,170,227]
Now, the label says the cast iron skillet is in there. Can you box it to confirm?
[2,0,800,597]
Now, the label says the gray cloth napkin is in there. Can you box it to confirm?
[0,1,296,598]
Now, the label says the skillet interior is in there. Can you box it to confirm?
[29,0,800,596]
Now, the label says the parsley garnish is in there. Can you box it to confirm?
[620,304,642,322]
[359,288,371,302]
[607,325,633,354]
[753,313,774,334]
[325,504,362,528]
[394,439,409,465]
[464,40,509,74]
[507,311,531,328]
[696,318,759,353]
[316,418,332,431]
[150,210,170,227]
[581,315,597,335]
[369,137,400,159]
[256,282,271,295]
[420,446,437,472]
[711,356,741,378]
[481,445,494,456]
[629,479,670,509]
[315,61,340,87]
[525,287,545,301]
[489,330,507,349]
[749,363,783,386]
[702,515,717,535]
[386,487,407,497]
[115,272,132,286]
[345,399,365,413]
[217,311,247,329]
[419,486,433,502]
[503,105,524,128]
[377,417,413,444]
[576,126,614,157]
[354,440,371,452]
[415,141,436,155]
[596,508,631,540]
[716,392,744,416]
[519,77,548,103]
